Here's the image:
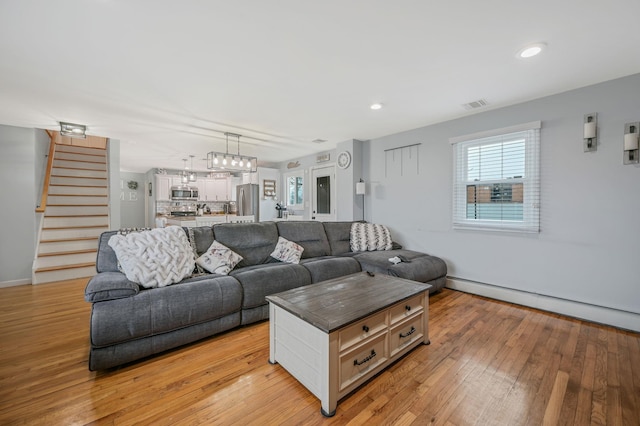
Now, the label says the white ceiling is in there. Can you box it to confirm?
[1,1,639,173]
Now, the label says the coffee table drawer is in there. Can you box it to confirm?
[339,333,388,391]
[339,310,387,352]
[390,294,423,325]
[389,314,424,357]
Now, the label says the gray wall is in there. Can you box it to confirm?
[0,125,38,284]
[119,171,146,228]
[335,139,364,221]
[366,73,640,315]
[108,139,121,230]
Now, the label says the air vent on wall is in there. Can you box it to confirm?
[462,99,489,110]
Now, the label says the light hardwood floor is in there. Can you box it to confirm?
[0,279,638,425]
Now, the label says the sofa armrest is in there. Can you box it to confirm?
[85,272,140,303]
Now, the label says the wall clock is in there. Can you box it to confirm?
[337,151,352,169]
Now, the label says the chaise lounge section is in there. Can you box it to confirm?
[84,221,446,370]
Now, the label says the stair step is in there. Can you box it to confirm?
[53,159,107,171]
[40,226,108,240]
[46,205,109,216]
[35,252,97,269]
[43,215,109,228]
[36,261,96,273]
[38,238,99,254]
[55,145,106,156]
[51,167,107,179]
[50,176,107,187]
[39,248,97,257]
[48,185,109,196]
[33,264,96,285]
[55,151,107,163]
[47,195,107,205]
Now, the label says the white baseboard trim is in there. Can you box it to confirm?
[446,278,640,333]
[0,278,31,288]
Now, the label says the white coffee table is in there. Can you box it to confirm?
[266,272,431,416]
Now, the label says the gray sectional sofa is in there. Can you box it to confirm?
[84,221,447,370]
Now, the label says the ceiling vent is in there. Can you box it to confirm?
[462,99,489,110]
[312,138,327,144]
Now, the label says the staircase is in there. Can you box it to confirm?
[33,143,109,284]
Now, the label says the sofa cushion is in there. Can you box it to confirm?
[96,231,120,273]
[107,227,195,288]
[90,275,243,347]
[85,272,140,302]
[196,240,243,274]
[185,226,215,257]
[213,222,279,267]
[353,249,447,284]
[230,263,311,309]
[350,223,393,252]
[270,237,304,264]
[276,221,331,258]
[300,256,361,283]
[322,221,356,255]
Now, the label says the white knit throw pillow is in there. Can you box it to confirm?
[350,223,393,252]
[108,226,195,288]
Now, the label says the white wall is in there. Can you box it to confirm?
[366,73,640,318]
[0,125,38,285]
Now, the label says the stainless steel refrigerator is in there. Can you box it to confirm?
[236,183,259,220]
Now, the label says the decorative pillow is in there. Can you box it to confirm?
[107,226,195,288]
[350,223,393,252]
[270,237,304,264]
[196,240,243,275]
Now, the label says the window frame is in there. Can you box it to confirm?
[283,171,304,209]
[450,121,541,233]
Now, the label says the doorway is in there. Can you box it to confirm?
[311,165,336,221]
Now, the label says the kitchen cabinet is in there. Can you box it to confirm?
[155,175,173,201]
[203,178,230,201]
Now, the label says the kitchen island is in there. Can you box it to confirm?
[159,214,255,227]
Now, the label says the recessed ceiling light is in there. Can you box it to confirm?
[517,42,546,59]
[370,103,383,110]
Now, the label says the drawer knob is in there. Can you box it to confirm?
[353,349,377,366]
[362,325,369,333]
[405,305,411,312]
[399,326,416,339]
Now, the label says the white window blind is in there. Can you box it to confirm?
[451,121,541,233]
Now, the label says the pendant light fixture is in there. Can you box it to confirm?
[206,132,257,172]
[188,155,197,182]
[180,159,189,184]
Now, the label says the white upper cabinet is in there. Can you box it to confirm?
[155,175,173,201]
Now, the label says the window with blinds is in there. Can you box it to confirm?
[451,121,541,233]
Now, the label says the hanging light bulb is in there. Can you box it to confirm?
[246,158,252,169]
[188,155,197,182]
[239,157,244,167]
[231,156,237,166]
[213,154,218,165]
[181,159,189,184]
[222,155,227,166]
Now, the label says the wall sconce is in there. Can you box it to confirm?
[356,179,366,221]
[583,113,597,152]
[623,122,639,165]
[60,122,86,138]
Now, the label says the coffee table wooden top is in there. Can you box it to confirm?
[265,272,431,333]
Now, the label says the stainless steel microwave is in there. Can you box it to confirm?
[170,185,198,200]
